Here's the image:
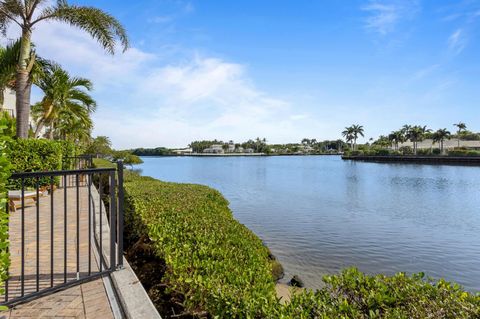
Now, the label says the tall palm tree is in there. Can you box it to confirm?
[432,128,451,154]
[32,64,96,139]
[342,126,355,150]
[406,125,431,155]
[351,124,364,150]
[453,122,466,147]
[0,0,128,138]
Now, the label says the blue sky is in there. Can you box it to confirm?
[13,0,480,147]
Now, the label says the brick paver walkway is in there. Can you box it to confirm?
[0,185,114,318]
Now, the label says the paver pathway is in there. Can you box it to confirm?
[0,185,114,318]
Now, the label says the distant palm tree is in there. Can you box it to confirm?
[351,124,364,150]
[0,0,128,138]
[406,125,430,155]
[342,126,355,150]
[432,128,451,154]
[453,122,467,147]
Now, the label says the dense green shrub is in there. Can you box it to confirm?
[448,148,480,157]
[375,149,391,156]
[0,115,11,309]
[350,150,364,156]
[122,171,278,317]
[416,148,431,156]
[432,148,441,155]
[282,268,480,319]
[399,146,413,155]
[6,139,76,188]
[59,140,78,169]
[6,139,63,188]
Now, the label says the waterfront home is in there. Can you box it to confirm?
[236,146,244,153]
[172,147,193,155]
[245,148,254,153]
[227,142,235,153]
[0,88,17,118]
[203,144,224,154]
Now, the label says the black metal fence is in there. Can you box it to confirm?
[1,162,124,306]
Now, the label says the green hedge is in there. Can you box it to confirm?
[122,171,278,317]
[282,268,480,319]
[0,115,11,308]
[6,139,76,188]
[448,149,480,157]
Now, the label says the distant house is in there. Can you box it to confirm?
[245,148,254,153]
[227,142,235,153]
[236,146,244,153]
[172,148,193,155]
[1,88,41,133]
[203,144,224,154]
[303,145,314,153]
[1,88,16,118]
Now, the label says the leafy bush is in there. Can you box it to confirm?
[282,268,480,319]
[122,171,278,317]
[416,148,431,156]
[6,139,76,188]
[350,150,364,156]
[59,140,78,169]
[6,139,63,188]
[111,150,143,165]
[399,146,413,155]
[432,148,441,155]
[448,149,480,157]
[0,114,11,309]
[375,148,391,156]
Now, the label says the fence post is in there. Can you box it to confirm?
[117,161,124,268]
[109,171,117,270]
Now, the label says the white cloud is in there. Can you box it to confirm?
[448,28,466,54]
[362,0,419,35]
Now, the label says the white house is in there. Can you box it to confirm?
[172,148,193,155]
[227,141,235,153]
[1,88,16,118]
[203,144,224,154]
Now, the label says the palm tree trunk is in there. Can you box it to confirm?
[34,119,45,138]
[15,30,33,139]
[0,86,4,106]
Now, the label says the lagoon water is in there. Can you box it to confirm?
[138,156,480,291]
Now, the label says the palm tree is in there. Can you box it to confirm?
[453,122,466,148]
[389,130,405,150]
[0,0,128,138]
[0,41,19,106]
[351,124,364,150]
[32,64,96,139]
[342,126,355,150]
[406,125,431,154]
[432,129,451,154]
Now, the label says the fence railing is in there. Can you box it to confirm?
[1,162,124,306]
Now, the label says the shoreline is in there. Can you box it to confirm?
[138,153,342,157]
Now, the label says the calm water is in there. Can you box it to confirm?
[137,156,480,291]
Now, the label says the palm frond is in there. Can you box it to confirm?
[34,2,129,54]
